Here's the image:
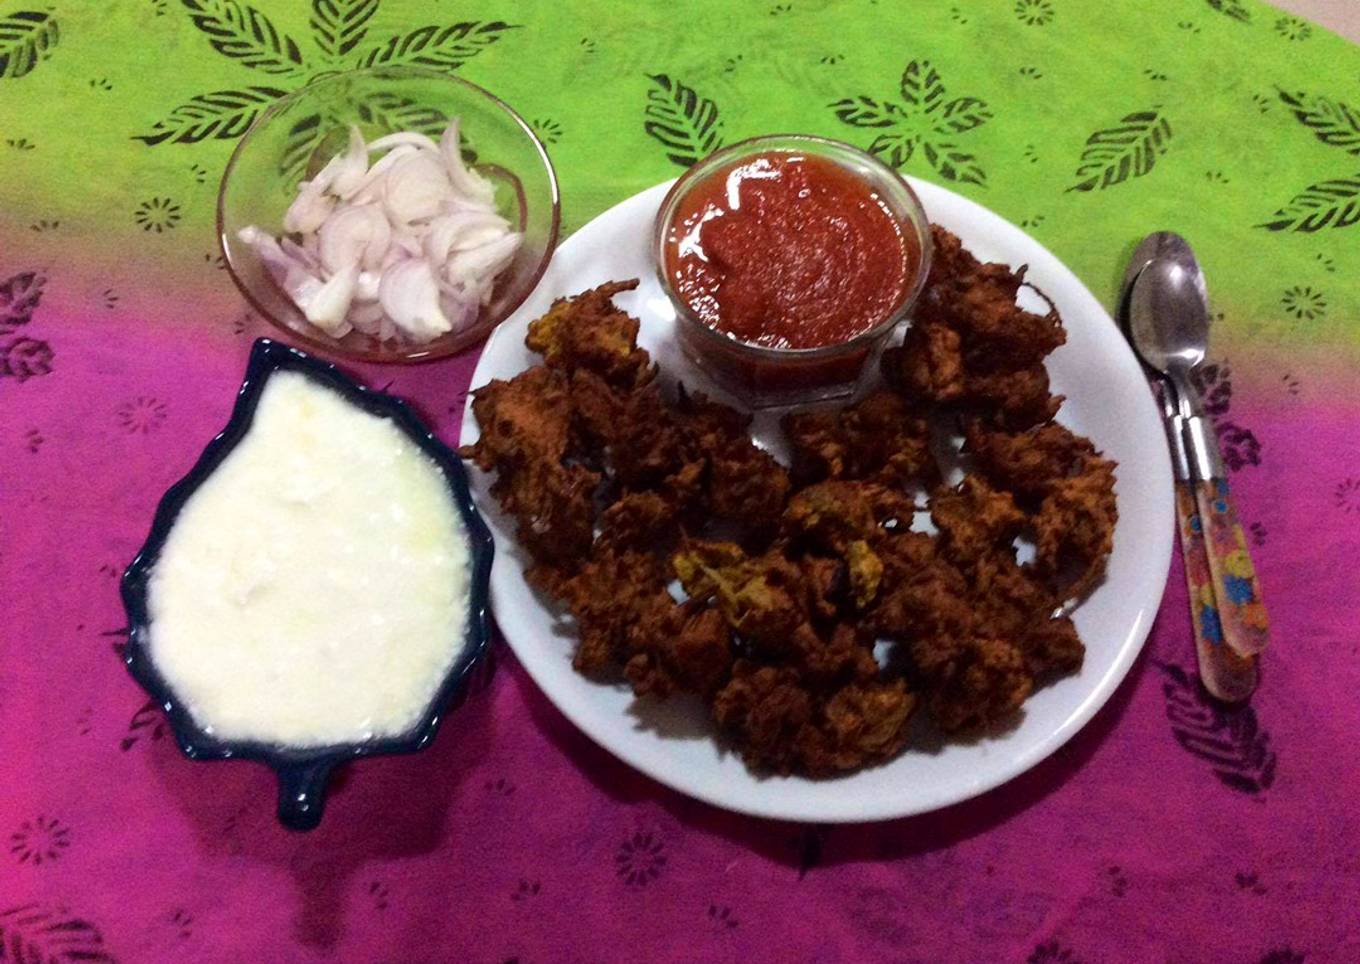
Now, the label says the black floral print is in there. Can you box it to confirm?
[1281,286,1326,320]
[116,396,168,434]
[1274,16,1312,41]
[707,904,739,930]
[1334,477,1360,514]
[9,816,70,865]
[1029,940,1082,964]
[1014,0,1054,27]
[830,58,991,184]
[134,196,182,233]
[531,117,562,144]
[168,908,194,940]
[615,830,667,887]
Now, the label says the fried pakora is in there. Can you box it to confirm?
[463,230,1117,776]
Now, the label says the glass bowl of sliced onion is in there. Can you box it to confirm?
[218,67,560,362]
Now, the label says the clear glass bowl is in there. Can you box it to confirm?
[218,67,560,364]
[653,134,931,408]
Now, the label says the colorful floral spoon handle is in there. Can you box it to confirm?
[1190,475,1270,658]
[1176,483,1258,702]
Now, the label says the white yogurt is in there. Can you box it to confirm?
[147,370,470,747]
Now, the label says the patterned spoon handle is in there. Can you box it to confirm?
[1191,476,1270,658]
[1176,483,1258,702]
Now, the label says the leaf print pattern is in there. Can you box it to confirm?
[1259,950,1305,964]
[1,336,53,380]
[644,74,725,168]
[1029,940,1082,964]
[9,816,71,865]
[138,3,514,150]
[1259,89,1360,230]
[1157,662,1277,794]
[354,21,517,70]
[1257,176,1360,232]
[1275,90,1360,154]
[0,11,59,81]
[134,87,288,145]
[1204,0,1251,23]
[182,0,304,75]
[0,271,45,335]
[1191,361,1262,472]
[0,905,114,963]
[1067,109,1171,192]
[831,58,991,184]
[311,0,378,61]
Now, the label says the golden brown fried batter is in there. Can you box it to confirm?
[885,225,1065,428]
[464,248,1114,776]
[930,474,1025,567]
[525,279,652,389]
[1033,456,1118,600]
[965,421,1098,501]
[784,390,933,486]
[461,366,572,470]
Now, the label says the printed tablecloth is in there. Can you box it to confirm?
[2,1,1358,961]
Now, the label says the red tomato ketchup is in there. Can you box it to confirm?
[656,141,929,408]
[663,152,914,350]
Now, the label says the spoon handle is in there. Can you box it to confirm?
[1175,484,1258,701]
[1190,477,1270,658]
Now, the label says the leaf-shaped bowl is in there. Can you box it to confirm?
[120,338,494,830]
[218,67,560,363]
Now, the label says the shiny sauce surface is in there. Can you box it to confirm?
[664,152,912,350]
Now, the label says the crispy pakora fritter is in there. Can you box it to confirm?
[463,244,1116,776]
[784,389,934,485]
[525,279,653,389]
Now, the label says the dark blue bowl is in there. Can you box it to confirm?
[121,338,494,831]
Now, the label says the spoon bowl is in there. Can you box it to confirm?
[1125,232,1212,414]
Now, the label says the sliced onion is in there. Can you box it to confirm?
[383,152,454,226]
[378,258,452,341]
[440,118,495,206]
[301,261,359,335]
[243,115,517,346]
[283,183,334,234]
[367,131,440,154]
[326,126,370,200]
[318,202,391,274]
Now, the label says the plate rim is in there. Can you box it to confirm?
[462,176,1173,823]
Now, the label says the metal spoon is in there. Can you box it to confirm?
[1125,233,1270,666]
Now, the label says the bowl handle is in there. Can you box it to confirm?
[276,761,334,831]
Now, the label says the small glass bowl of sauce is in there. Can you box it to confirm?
[654,134,931,409]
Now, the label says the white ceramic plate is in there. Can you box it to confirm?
[461,178,1173,823]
